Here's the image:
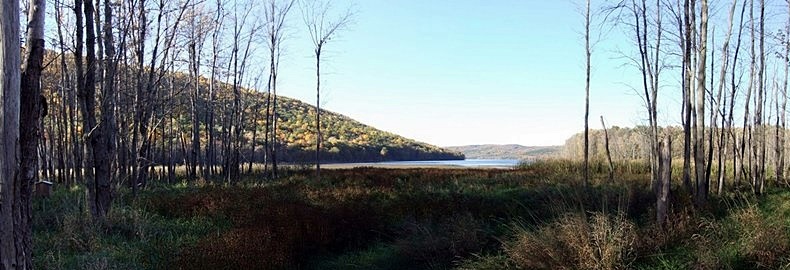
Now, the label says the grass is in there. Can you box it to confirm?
[32,160,790,269]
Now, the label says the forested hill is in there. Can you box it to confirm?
[40,53,462,165]
[268,95,464,162]
[446,144,560,160]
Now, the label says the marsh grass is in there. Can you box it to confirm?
[31,161,790,269]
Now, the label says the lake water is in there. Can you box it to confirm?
[327,159,522,169]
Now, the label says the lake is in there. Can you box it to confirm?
[323,159,522,169]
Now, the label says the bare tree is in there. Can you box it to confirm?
[82,0,115,219]
[657,135,671,228]
[713,0,738,195]
[779,0,790,186]
[301,0,352,179]
[693,0,708,205]
[0,0,22,267]
[263,0,296,179]
[728,0,746,189]
[17,0,47,265]
[681,0,693,193]
[583,0,592,187]
[185,3,211,181]
[753,0,766,194]
[601,116,614,182]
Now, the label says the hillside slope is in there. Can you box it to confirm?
[446,144,560,160]
[40,52,463,164]
[271,95,464,162]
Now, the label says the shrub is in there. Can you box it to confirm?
[393,213,490,269]
[506,212,636,270]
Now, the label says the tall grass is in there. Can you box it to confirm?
[32,161,790,269]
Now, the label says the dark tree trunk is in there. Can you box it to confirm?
[18,0,47,266]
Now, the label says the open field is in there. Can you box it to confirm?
[33,160,790,269]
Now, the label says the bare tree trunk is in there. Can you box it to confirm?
[15,0,47,265]
[601,116,614,182]
[83,0,114,219]
[693,0,709,206]
[657,136,671,228]
[755,0,766,194]
[302,0,352,179]
[206,0,223,179]
[780,3,789,187]
[730,2,746,187]
[0,0,22,267]
[583,0,591,187]
[682,0,693,193]
[265,0,296,179]
[94,0,117,216]
[714,0,738,195]
[315,49,323,179]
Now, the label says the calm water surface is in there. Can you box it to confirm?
[335,159,522,168]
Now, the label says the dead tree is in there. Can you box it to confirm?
[753,0,766,194]
[17,0,47,266]
[301,0,352,179]
[681,0,693,193]
[601,116,614,182]
[728,0,746,189]
[657,135,671,228]
[625,0,662,194]
[583,0,592,187]
[0,0,22,267]
[186,3,211,181]
[779,1,790,187]
[693,0,708,205]
[713,0,738,195]
[263,0,296,179]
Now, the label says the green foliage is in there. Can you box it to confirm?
[32,186,230,269]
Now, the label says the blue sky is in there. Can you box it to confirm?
[273,0,655,146]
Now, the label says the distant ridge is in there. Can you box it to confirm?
[445,144,561,160]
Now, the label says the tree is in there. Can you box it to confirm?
[601,116,614,182]
[0,0,22,267]
[713,0,738,195]
[693,0,708,205]
[185,3,211,181]
[263,0,296,179]
[583,0,591,187]
[681,0,692,193]
[753,0,765,194]
[624,0,662,194]
[17,0,48,266]
[82,0,115,219]
[301,0,352,179]
[779,0,790,186]
[657,135,671,227]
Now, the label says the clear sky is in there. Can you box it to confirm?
[272,0,666,147]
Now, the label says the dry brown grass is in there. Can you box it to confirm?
[506,212,636,270]
[735,207,790,268]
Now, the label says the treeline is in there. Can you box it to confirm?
[564,125,788,171]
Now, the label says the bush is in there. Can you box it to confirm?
[506,212,637,270]
[393,213,490,269]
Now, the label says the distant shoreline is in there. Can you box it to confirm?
[321,159,521,169]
